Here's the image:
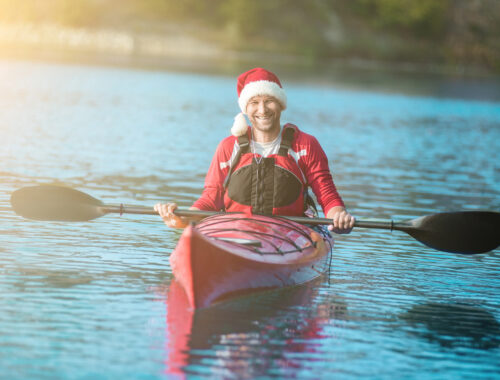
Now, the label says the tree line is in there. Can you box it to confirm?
[1,0,498,71]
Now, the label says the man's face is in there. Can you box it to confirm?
[246,95,282,134]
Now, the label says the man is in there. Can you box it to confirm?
[155,68,355,233]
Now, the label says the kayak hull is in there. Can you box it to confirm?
[170,214,333,309]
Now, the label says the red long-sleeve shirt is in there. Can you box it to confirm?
[192,128,345,216]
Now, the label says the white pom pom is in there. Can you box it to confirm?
[230,112,248,136]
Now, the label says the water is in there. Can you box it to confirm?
[1,59,499,379]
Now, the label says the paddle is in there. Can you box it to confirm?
[10,185,500,255]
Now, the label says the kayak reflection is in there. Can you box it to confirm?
[400,302,500,350]
[164,279,347,378]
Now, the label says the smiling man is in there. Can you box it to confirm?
[155,68,355,233]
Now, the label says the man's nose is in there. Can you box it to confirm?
[258,101,267,113]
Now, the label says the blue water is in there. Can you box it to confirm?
[1,59,499,379]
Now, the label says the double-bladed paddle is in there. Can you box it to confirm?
[10,185,500,255]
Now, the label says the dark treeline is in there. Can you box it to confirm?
[1,0,498,72]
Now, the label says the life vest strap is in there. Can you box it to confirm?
[223,133,250,189]
[238,133,250,154]
[278,125,295,156]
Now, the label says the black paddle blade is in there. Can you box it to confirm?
[407,211,500,254]
[10,185,106,222]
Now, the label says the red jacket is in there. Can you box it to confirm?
[192,125,345,216]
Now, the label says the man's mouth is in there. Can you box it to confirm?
[256,115,272,121]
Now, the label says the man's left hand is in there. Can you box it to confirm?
[327,207,355,234]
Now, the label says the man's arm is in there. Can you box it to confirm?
[301,135,355,234]
[155,138,233,229]
[191,139,232,211]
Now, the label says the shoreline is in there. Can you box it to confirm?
[1,22,498,80]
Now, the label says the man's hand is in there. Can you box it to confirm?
[154,203,189,229]
[327,207,355,234]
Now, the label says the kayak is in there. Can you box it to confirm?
[169,213,333,309]
[170,213,333,309]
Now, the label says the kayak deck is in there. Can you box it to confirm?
[170,214,333,309]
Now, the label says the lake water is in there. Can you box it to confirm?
[1,59,499,379]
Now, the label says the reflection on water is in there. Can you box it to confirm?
[165,279,347,378]
[1,59,499,379]
[400,303,500,350]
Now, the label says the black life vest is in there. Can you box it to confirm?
[222,124,311,216]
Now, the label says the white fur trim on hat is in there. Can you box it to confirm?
[231,112,248,136]
[238,80,287,113]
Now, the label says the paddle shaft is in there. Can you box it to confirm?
[101,205,219,218]
[101,205,410,231]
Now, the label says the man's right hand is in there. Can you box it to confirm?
[154,203,188,229]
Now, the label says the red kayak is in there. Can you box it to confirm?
[169,213,333,309]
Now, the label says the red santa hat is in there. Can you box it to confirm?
[231,68,287,136]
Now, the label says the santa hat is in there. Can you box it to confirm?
[231,68,287,137]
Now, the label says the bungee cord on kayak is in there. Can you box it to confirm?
[196,214,319,255]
